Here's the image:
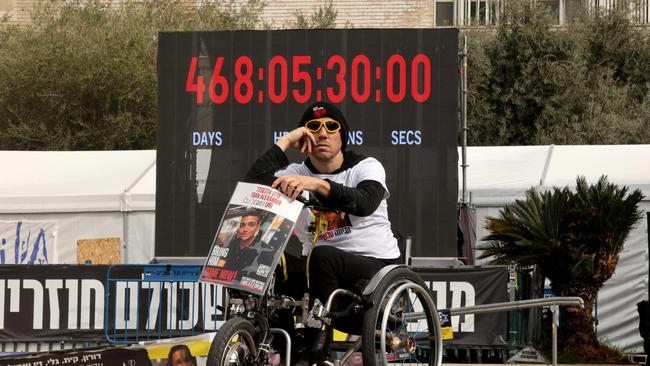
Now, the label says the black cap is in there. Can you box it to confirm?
[298,101,349,150]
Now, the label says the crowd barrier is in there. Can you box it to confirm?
[104,265,224,344]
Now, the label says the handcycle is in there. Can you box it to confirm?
[205,192,443,366]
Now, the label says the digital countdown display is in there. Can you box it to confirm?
[185,54,433,105]
[156,29,459,258]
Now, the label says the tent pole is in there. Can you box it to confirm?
[460,35,469,204]
[122,212,127,263]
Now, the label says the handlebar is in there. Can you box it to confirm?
[295,191,338,212]
[295,191,321,206]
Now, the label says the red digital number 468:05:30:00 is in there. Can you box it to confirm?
[185,54,433,105]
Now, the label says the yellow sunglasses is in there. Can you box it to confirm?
[304,119,342,133]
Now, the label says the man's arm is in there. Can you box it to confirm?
[244,145,290,186]
[245,127,317,186]
[320,180,386,217]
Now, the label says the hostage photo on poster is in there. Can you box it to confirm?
[200,182,302,295]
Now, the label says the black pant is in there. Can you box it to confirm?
[275,245,398,333]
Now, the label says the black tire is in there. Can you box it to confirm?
[207,317,260,366]
[361,267,442,366]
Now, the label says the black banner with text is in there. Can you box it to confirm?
[0,265,226,342]
[0,347,152,366]
[156,29,459,258]
[0,264,504,345]
[0,265,107,341]
[417,266,509,346]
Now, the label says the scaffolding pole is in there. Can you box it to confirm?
[460,36,469,204]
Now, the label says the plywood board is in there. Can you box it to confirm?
[77,237,121,264]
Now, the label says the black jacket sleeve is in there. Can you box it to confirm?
[244,145,289,185]
[245,145,386,217]
[320,179,386,217]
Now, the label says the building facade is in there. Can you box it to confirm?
[432,0,649,26]
[1,0,648,27]
[0,0,36,24]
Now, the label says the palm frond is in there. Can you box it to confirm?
[480,176,643,286]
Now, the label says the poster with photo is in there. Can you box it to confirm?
[199,182,303,295]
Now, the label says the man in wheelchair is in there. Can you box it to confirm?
[245,101,401,364]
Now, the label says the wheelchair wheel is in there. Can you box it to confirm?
[207,317,260,366]
[361,267,442,366]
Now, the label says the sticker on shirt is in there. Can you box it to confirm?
[307,209,352,240]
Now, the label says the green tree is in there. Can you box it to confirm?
[584,9,650,102]
[293,1,338,29]
[480,176,644,361]
[465,0,650,146]
[0,0,339,150]
[467,0,573,145]
[0,0,264,150]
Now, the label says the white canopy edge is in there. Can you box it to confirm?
[0,150,155,213]
[461,144,650,205]
[3,144,649,212]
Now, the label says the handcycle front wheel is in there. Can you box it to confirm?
[207,317,260,366]
[361,267,443,366]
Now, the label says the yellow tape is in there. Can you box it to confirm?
[333,329,348,341]
[280,252,288,281]
[442,327,454,340]
[306,246,314,289]
[306,211,328,288]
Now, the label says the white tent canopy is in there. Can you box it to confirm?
[460,145,552,205]
[463,144,650,353]
[0,150,156,264]
[0,150,155,212]
[461,144,650,205]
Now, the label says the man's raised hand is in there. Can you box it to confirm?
[276,127,316,154]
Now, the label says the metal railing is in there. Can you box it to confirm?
[104,265,225,344]
[443,296,585,366]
